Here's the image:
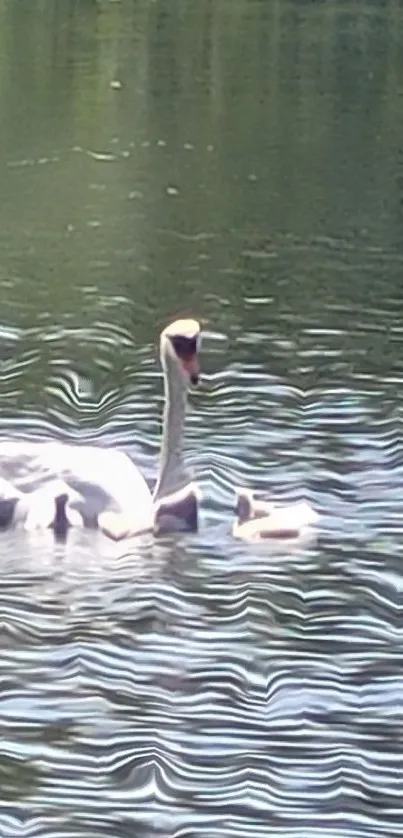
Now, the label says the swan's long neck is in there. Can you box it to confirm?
[153,354,190,502]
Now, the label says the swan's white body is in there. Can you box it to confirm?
[233,488,319,542]
[99,481,200,541]
[0,318,201,540]
[0,442,154,529]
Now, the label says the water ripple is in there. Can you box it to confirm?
[0,222,402,836]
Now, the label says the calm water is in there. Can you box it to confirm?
[0,0,402,835]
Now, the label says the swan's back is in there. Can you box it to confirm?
[0,440,154,528]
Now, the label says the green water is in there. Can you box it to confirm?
[0,2,402,835]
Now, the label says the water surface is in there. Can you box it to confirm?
[0,1,402,836]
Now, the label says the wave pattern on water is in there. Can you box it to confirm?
[0,564,401,836]
[0,236,402,837]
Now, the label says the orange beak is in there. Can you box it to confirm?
[181,353,200,385]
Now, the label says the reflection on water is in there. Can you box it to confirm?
[0,1,402,836]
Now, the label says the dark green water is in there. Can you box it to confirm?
[0,1,402,836]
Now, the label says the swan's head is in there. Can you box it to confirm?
[23,481,84,540]
[235,488,275,522]
[235,488,254,523]
[160,318,201,386]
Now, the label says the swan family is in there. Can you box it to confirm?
[0,317,318,543]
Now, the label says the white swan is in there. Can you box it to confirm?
[0,476,84,540]
[99,317,201,539]
[233,488,319,542]
[0,318,201,540]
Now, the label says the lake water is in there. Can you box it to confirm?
[0,1,402,835]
